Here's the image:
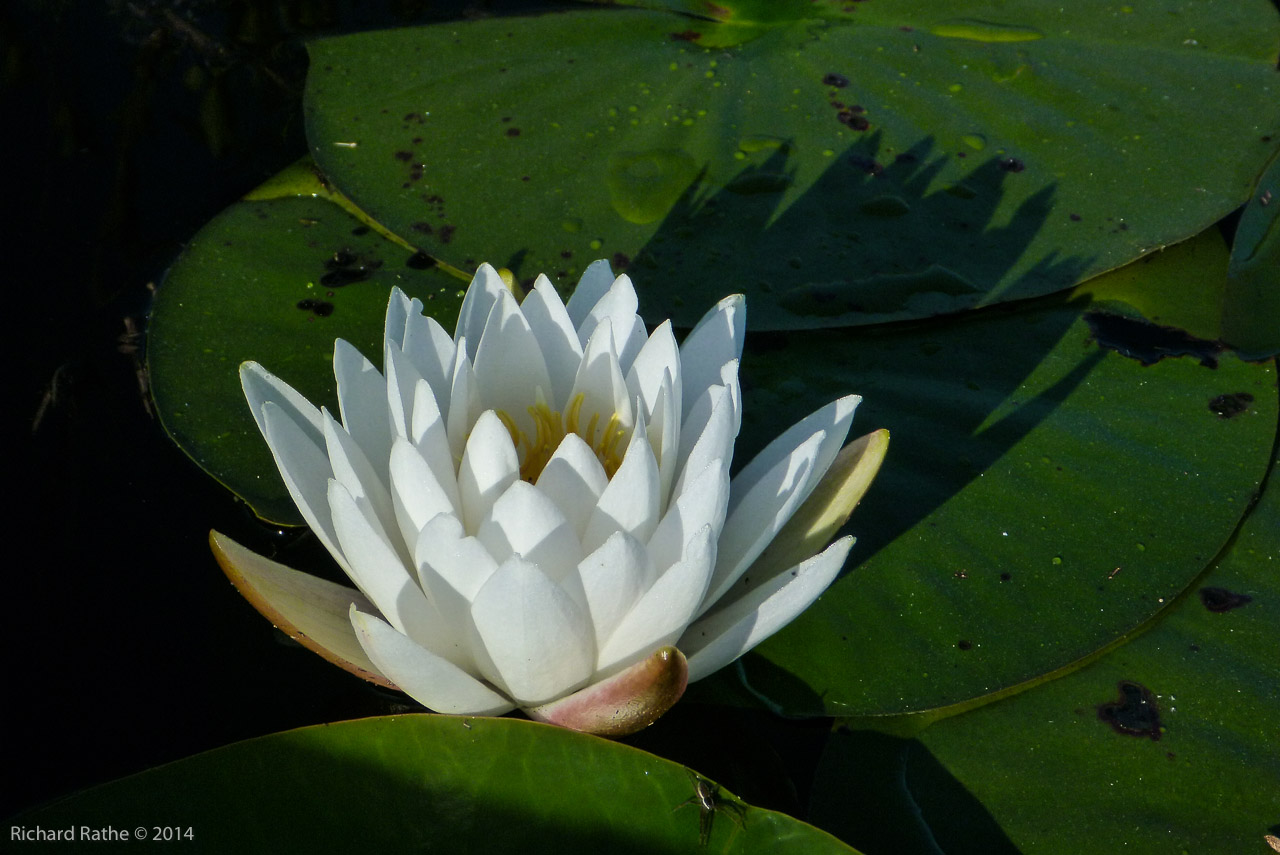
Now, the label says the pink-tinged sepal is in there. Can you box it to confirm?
[525,647,688,736]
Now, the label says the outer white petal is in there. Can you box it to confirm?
[469,556,595,706]
[260,402,346,571]
[408,379,460,511]
[351,607,514,715]
[446,339,478,465]
[392,290,457,418]
[415,512,499,606]
[477,481,582,583]
[328,479,463,669]
[700,395,859,612]
[581,416,660,555]
[241,362,323,448]
[646,456,729,574]
[389,438,459,550]
[597,526,716,675]
[457,410,520,534]
[672,380,738,500]
[678,294,745,417]
[384,343,423,441]
[455,263,507,360]
[575,531,653,651]
[473,288,554,435]
[648,373,680,513]
[384,286,414,350]
[565,259,616,328]
[333,339,392,475]
[520,274,585,410]
[681,536,854,683]
[322,408,398,553]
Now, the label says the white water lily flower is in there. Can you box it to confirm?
[212,261,887,735]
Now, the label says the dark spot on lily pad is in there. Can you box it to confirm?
[394,150,413,162]
[1199,586,1253,612]
[297,298,334,318]
[406,251,436,270]
[957,639,972,651]
[438,224,456,244]
[1097,681,1162,741]
[1084,311,1223,368]
[351,225,370,236]
[999,157,1025,172]
[823,73,850,88]
[1208,392,1254,418]
[506,127,521,137]
[670,30,702,41]
[838,110,870,131]
[612,252,631,270]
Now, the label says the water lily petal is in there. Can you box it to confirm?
[415,512,499,607]
[682,536,854,683]
[534,433,609,538]
[469,556,595,706]
[455,263,507,360]
[211,530,391,688]
[647,456,729,574]
[519,274,582,409]
[526,646,687,737]
[474,288,554,434]
[598,526,715,674]
[577,273,646,370]
[564,259,615,329]
[388,287,456,418]
[328,479,454,660]
[408,379,460,511]
[477,480,582,583]
[738,429,889,590]
[569,324,633,443]
[260,402,345,570]
[457,410,520,534]
[648,373,681,513]
[701,395,860,611]
[445,338,478,465]
[575,531,653,651]
[679,294,745,416]
[351,606,514,715]
[334,338,392,474]
[625,320,681,426]
[672,380,738,500]
[389,437,459,549]
[241,361,323,448]
[384,342,422,441]
[582,416,660,554]
[322,408,398,551]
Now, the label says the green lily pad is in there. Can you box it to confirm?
[702,230,1276,715]
[809,438,1280,854]
[304,0,1280,329]
[148,160,467,524]
[18,715,861,854]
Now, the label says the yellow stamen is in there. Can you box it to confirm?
[495,392,629,483]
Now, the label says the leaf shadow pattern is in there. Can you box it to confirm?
[629,130,1094,330]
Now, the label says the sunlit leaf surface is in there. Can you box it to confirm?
[305,0,1280,329]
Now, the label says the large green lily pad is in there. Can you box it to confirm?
[305,0,1280,329]
[809,437,1280,854]
[148,162,467,524]
[703,230,1276,715]
[19,715,860,854]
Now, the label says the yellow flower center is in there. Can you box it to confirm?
[496,393,628,483]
